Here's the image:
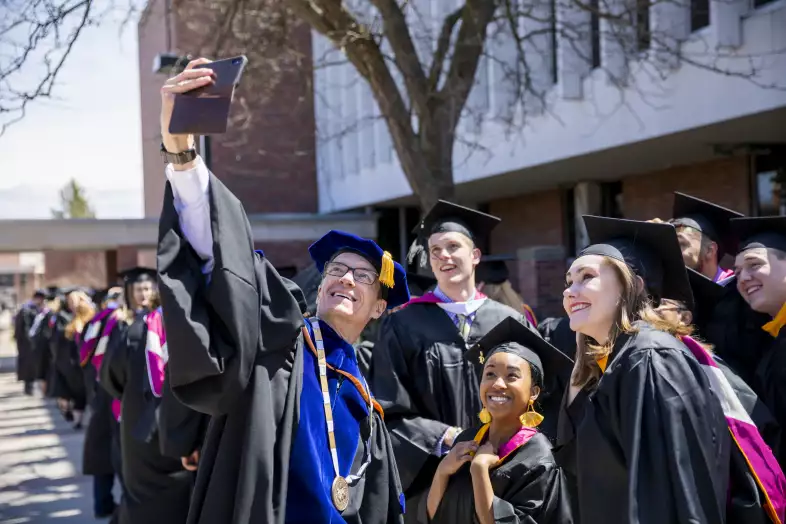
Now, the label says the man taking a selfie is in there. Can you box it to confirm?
[156,58,407,524]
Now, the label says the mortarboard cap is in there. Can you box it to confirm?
[405,272,437,297]
[118,267,157,283]
[464,317,573,389]
[580,215,694,311]
[413,200,500,244]
[33,289,47,299]
[476,254,515,285]
[309,230,410,309]
[671,193,743,257]
[730,216,786,254]
[46,285,62,300]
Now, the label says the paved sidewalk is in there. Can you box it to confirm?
[0,330,97,523]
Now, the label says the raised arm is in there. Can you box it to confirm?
[157,59,303,417]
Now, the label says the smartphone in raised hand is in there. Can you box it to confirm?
[169,55,248,135]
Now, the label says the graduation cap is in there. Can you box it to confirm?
[33,289,47,299]
[476,254,515,285]
[465,317,573,388]
[309,230,410,309]
[118,267,157,283]
[408,200,501,268]
[730,216,786,254]
[671,193,744,257]
[45,285,62,300]
[581,215,694,311]
[406,272,437,297]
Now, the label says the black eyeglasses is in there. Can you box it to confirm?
[324,262,378,286]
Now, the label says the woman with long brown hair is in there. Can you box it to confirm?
[557,216,732,524]
[50,288,96,429]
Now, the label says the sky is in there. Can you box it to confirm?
[0,13,144,219]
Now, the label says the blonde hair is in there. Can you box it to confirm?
[482,281,525,312]
[572,257,696,388]
[65,291,96,340]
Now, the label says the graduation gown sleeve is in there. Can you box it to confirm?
[588,345,728,524]
[157,169,304,417]
[99,321,130,400]
[158,367,209,459]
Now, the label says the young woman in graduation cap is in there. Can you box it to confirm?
[99,267,206,524]
[426,317,574,524]
[732,216,786,474]
[155,58,409,524]
[558,216,733,524]
[48,287,95,429]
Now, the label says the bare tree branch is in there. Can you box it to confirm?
[427,6,463,94]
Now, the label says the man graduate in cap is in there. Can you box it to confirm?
[156,57,408,524]
[669,193,770,385]
[370,200,538,521]
[670,192,742,282]
[14,289,46,395]
[732,216,786,470]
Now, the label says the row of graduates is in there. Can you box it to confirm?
[153,129,786,523]
[13,271,208,523]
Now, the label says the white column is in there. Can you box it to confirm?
[519,0,556,114]
[712,0,746,48]
[557,0,592,99]
[601,0,634,85]
[650,0,690,70]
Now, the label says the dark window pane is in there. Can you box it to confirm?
[757,172,781,215]
[754,0,776,7]
[691,0,710,31]
[590,0,601,68]
[637,0,651,51]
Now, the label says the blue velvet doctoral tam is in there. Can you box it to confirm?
[285,319,370,523]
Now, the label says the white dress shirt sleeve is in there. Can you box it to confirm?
[164,156,215,274]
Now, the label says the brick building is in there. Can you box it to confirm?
[138,0,320,275]
[311,1,786,318]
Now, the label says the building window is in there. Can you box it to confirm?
[636,0,651,51]
[691,0,710,31]
[551,0,559,84]
[753,0,776,7]
[601,181,624,218]
[590,0,601,69]
[753,150,786,216]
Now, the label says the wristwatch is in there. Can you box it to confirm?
[160,143,197,165]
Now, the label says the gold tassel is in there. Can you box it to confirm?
[478,407,491,424]
[520,401,544,428]
[379,251,395,288]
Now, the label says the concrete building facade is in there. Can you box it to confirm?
[311,0,786,317]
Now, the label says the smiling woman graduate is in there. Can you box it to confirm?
[426,317,574,524]
[557,216,733,524]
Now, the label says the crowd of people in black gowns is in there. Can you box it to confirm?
[7,58,786,523]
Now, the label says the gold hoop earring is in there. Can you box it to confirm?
[519,400,544,428]
[478,407,491,424]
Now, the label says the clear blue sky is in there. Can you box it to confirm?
[0,14,143,219]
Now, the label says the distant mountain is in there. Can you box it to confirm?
[0,184,143,219]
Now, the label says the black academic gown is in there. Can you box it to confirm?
[555,322,730,524]
[82,312,121,477]
[13,304,38,382]
[31,309,55,383]
[369,298,537,521]
[156,172,404,524]
[158,368,209,461]
[100,313,195,524]
[754,330,786,471]
[50,311,87,409]
[427,427,573,524]
[699,281,771,386]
